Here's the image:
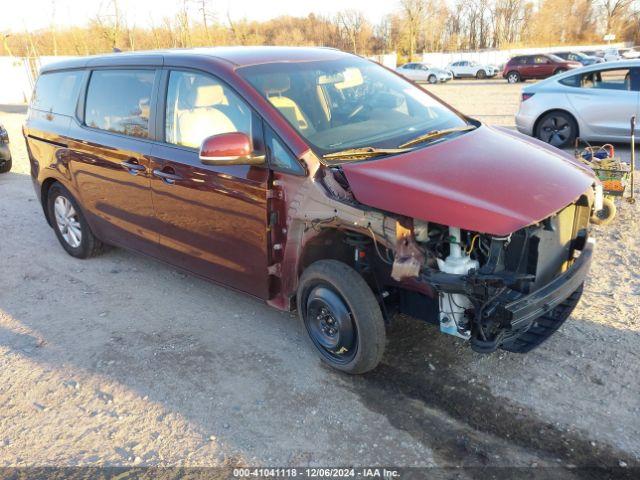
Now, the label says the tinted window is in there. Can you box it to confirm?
[561,68,639,90]
[265,127,304,174]
[534,56,549,64]
[85,70,155,138]
[31,71,83,116]
[165,70,252,149]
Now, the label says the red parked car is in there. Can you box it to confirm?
[24,47,598,374]
[503,54,582,83]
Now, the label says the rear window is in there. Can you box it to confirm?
[84,69,155,138]
[31,70,83,116]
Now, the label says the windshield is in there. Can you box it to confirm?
[548,54,565,62]
[238,57,467,156]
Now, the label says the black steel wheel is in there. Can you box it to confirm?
[297,260,386,374]
[536,111,577,148]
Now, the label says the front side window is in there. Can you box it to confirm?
[85,70,155,138]
[265,127,304,175]
[165,71,252,149]
[238,57,467,156]
[534,56,548,64]
[32,70,83,116]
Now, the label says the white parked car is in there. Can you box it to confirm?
[447,60,498,79]
[603,48,622,62]
[516,60,640,148]
[396,62,452,83]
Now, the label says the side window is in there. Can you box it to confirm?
[31,70,83,116]
[165,70,251,149]
[524,56,535,64]
[85,70,155,138]
[559,74,581,87]
[534,56,548,64]
[576,69,635,91]
[265,127,304,175]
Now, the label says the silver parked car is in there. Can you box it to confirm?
[516,60,640,148]
[396,62,452,83]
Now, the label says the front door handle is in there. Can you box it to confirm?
[153,167,183,185]
[121,159,146,175]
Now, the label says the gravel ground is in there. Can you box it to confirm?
[0,78,638,472]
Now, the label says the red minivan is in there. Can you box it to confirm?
[503,54,582,83]
[24,47,598,373]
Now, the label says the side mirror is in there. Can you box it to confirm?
[199,132,265,166]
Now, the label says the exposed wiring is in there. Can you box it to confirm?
[367,226,394,265]
[466,234,479,254]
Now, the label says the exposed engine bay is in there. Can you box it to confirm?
[300,164,595,354]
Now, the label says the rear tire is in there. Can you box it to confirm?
[535,111,578,148]
[47,182,105,259]
[297,260,386,374]
[506,71,520,83]
[0,158,11,173]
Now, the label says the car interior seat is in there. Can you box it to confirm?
[176,82,238,149]
[262,74,315,134]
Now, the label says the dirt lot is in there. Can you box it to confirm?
[0,79,639,473]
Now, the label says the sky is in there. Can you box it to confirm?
[0,0,398,33]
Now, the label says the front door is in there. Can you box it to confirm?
[149,69,270,298]
[70,68,159,253]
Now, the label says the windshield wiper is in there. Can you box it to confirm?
[398,125,477,148]
[322,146,412,161]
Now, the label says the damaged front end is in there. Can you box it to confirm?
[390,196,594,353]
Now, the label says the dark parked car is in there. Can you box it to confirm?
[0,123,11,173]
[503,54,582,83]
[554,51,603,66]
[24,48,599,374]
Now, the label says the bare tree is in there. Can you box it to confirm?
[400,0,426,60]
[336,10,367,54]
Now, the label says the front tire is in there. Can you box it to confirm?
[476,69,487,79]
[535,111,578,148]
[297,260,386,374]
[0,158,11,173]
[47,182,105,259]
[428,74,437,84]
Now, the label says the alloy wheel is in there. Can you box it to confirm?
[539,115,572,147]
[507,72,519,83]
[54,196,82,248]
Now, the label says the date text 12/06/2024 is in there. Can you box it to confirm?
[233,468,400,478]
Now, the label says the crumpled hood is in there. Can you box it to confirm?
[341,125,595,236]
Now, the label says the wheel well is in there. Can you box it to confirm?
[533,109,579,139]
[507,70,519,77]
[40,178,59,226]
[299,229,355,276]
